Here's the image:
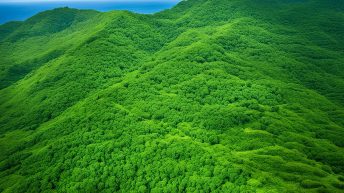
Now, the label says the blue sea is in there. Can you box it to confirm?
[0,1,180,24]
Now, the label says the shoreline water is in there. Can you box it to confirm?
[0,1,179,24]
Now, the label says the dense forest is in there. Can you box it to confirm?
[0,0,343,192]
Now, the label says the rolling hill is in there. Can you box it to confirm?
[0,0,343,192]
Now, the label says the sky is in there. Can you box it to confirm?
[0,0,181,24]
[0,0,181,2]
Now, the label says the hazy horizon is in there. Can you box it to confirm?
[0,0,181,3]
[0,0,180,24]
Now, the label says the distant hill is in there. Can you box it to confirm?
[0,1,178,24]
[0,0,343,192]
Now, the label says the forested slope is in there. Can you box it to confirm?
[0,0,343,192]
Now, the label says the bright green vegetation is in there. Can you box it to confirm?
[0,0,344,192]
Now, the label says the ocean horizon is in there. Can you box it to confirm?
[0,1,180,24]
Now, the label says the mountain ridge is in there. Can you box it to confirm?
[0,0,344,192]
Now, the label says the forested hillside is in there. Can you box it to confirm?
[0,0,344,192]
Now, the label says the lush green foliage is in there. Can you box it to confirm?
[0,0,343,192]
